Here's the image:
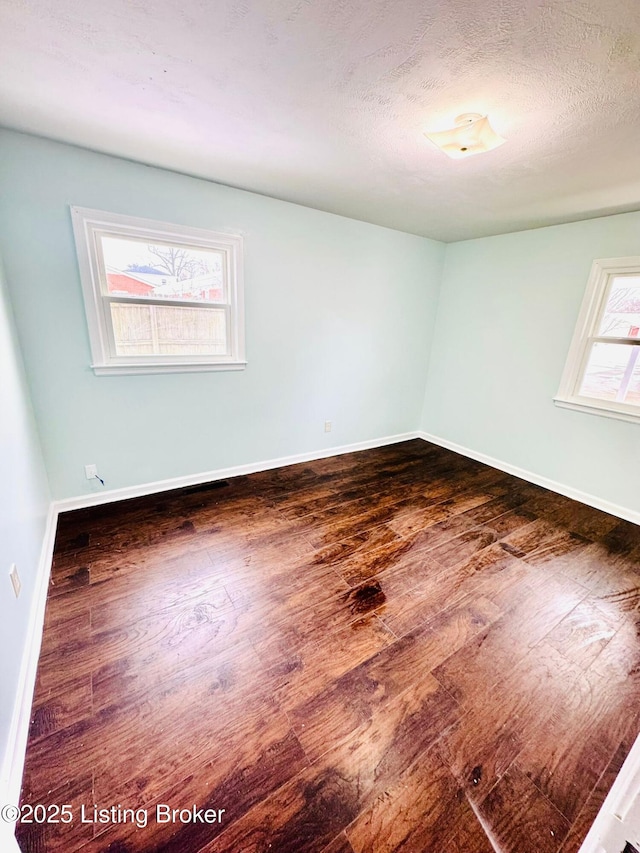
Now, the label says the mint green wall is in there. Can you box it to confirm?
[422,212,640,515]
[2,127,638,517]
[0,254,50,779]
[0,130,445,500]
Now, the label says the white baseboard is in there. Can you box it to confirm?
[54,431,420,513]
[0,825,21,853]
[577,732,640,853]
[418,431,640,526]
[1,503,58,851]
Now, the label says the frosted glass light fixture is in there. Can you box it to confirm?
[425,113,505,159]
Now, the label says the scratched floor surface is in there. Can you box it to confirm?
[16,439,640,852]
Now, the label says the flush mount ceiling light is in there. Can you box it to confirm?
[425,113,506,159]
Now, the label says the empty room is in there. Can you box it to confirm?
[1,1,640,851]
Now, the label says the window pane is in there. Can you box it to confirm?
[110,304,228,357]
[579,342,640,403]
[598,275,640,338]
[101,235,225,303]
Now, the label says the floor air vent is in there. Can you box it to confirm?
[183,480,230,494]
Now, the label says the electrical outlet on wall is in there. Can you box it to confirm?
[9,564,21,598]
[324,421,332,433]
[85,464,105,487]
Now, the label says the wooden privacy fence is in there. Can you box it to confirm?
[110,303,227,356]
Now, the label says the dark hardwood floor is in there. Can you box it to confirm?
[16,439,640,853]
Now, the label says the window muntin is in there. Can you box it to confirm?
[555,258,640,423]
[71,208,245,374]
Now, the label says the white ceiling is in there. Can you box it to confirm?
[2,0,640,241]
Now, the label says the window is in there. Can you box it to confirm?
[555,257,640,423]
[71,207,245,374]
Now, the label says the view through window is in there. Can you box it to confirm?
[71,208,245,374]
[101,236,228,357]
[577,275,640,406]
[556,259,640,422]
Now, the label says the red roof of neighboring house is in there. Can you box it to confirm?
[106,273,155,296]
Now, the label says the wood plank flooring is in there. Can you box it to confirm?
[16,439,640,853]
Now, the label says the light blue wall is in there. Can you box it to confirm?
[0,254,51,778]
[422,212,640,515]
[2,127,638,519]
[0,130,445,500]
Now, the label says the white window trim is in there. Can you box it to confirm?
[554,256,640,425]
[70,207,246,375]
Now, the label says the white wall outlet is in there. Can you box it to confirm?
[9,564,21,598]
[324,421,332,433]
[85,463,98,480]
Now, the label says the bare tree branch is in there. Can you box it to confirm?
[146,245,208,280]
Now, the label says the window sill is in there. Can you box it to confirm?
[92,361,247,376]
[553,396,640,425]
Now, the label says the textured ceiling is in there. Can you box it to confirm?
[2,0,640,241]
